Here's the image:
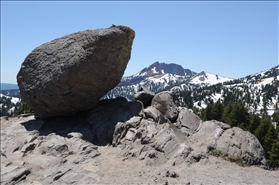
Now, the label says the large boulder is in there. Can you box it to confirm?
[190,120,267,166]
[216,127,267,166]
[17,25,135,119]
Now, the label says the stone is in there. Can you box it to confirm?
[151,91,178,122]
[1,165,31,184]
[189,120,266,166]
[216,127,267,166]
[134,88,155,107]
[176,107,201,136]
[173,143,193,164]
[88,98,143,145]
[67,132,83,139]
[17,25,135,119]
[190,120,231,151]
[112,116,142,146]
[125,128,137,141]
[143,106,169,124]
[0,92,273,184]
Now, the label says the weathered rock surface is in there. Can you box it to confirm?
[151,91,178,122]
[1,90,276,184]
[134,87,155,107]
[189,120,267,166]
[17,25,135,119]
[216,127,267,165]
[176,107,201,136]
[87,97,143,145]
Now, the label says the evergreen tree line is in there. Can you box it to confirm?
[14,102,33,116]
[0,99,33,117]
[179,79,279,114]
[195,100,279,168]
[0,96,21,117]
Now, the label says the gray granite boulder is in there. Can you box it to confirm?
[134,88,155,107]
[17,25,135,119]
[176,108,201,136]
[151,91,178,123]
[190,120,267,166]
[216,127,267,166]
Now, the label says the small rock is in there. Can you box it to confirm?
[67,132,83,139]
[162,180,168,185]
[170,172,179,178]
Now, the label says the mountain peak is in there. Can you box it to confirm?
[137,61,195,77]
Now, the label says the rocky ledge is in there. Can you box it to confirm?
[1,90,277,185]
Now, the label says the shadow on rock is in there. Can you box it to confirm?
[21,97,144,146]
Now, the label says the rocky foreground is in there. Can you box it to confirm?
[8,25,278,184]
[1,91,278,185]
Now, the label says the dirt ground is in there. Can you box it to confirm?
[83,146,279,185]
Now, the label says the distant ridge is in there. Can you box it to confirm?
[1,83,19,90]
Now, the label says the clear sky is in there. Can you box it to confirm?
[1,1,278,84]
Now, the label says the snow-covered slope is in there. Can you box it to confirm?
[104,62,235,100]
[190,71,234,86]
[181,65,279,116]
[104,62,198,99]
[0,93,22,116]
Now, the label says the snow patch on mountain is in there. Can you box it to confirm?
[190,71,234,86]
[1,94,21,105]
[255,76,277,86]
[0,93,22,116]
[188,65,279,116]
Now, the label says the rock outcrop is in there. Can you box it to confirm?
[134,87,155,107]
[17,25,135,119]
[151,91,178,123]
[189,120,267,166]
[176,107,201,136]
[0,91,271,184]
[87,97,143,145]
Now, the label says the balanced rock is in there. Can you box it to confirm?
[17,25,135,119]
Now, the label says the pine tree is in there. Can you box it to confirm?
[222,103,233,124]
[248,114,261,134]
[254,117,271,148]
[201,103,213,121]
[222,103,249,128]
[268,135,279,168]
[211,99,224,121]
[237,103,250,130]
[264,123,276,159]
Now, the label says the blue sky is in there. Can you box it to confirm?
[1,1,278,84]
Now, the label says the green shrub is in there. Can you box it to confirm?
[208,147,245,166]
[14,102,33,116]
